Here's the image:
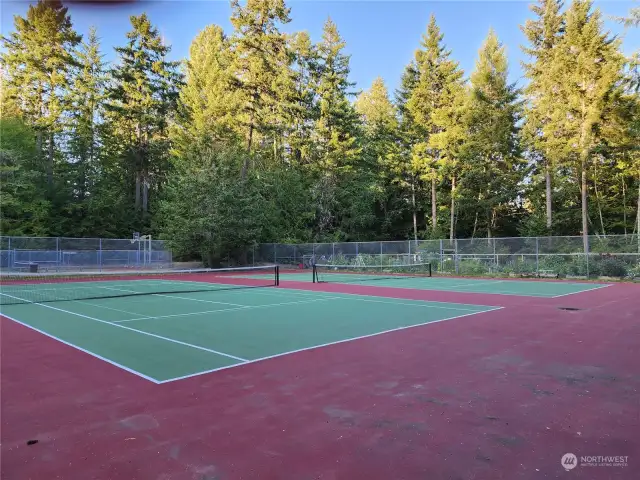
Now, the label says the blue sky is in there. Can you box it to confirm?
[1,0,638,94]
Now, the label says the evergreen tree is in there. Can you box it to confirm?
[65,27,107,230]
[406,15,466,238]
[174,24,241,158]
[0,0,81,191]
[464,29,523,238]
[546,0,626,251]
[521,0,565,230]
[0,117,51,235]
[284,31,318,166]
[355,77,403,236]
[395,62,421,240]
[229,0,291,176]
[429,77,467,240]
[106,13,182,217]
[311,18,363,238]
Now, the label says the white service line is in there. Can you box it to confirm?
[95,285,247,307]
[74,300,151,319]
[113,296,345,323]
[220,284,501,308]
[445,280,507,288]
[157,306,505,384]
[114,292,489,324]
[0,292,247,362]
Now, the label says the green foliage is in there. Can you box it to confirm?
[158,148,266,266]
[0,0,637,264]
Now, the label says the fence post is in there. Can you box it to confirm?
[99,238,102,272]
[380,241,383,266]
[56,237,60,266]
[493,239,496,272]
[332,242,335,260]
[439,239,443,273]
[273,244,277,265]
[455,239,459,274]
[535,237,539,276]
[8,237,11,269]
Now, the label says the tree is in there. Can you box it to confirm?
[355,77,404,236]
[174,24,241,158]
[229,0,291,176]
[521,0,565,230]
[0,117,50,235]
[0,0,81,191]
[463,29,524,238]
[285,31,318,166]
[106,13,182,216]
[429,77,468,240]
[158,149,266,266]
[395,62,422,240]
[65,27,106,220]
[310,18,363,238]
[406,16,463,235]
[546,0,626,251]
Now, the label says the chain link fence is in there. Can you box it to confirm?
[0,236,172,272]
[251,235,640,279]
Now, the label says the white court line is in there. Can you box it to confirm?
[445,280,507,288]
[0,293,248,363]
[113,292,490,324]
[216,285,502,309]
[157,306,505,384]
[95,285,247,307]
[0,312,160,384]
[551,283,613,298]
[113,296,344,323]
[74,300,151,319]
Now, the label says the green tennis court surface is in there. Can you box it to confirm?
[248,271,611,297]
[0,278,499,383]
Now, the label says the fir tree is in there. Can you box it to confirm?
[521,0,565,230]
[229,0,291,176]
[464,29,523,238]
[106,14,182,215]
[546,0,626,251]
[174,24,241,159]
[0,0,81,190]
[67,27,106,206]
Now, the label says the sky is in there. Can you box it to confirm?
[1,0,638,94]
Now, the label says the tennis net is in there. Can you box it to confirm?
[0,265,279,306]
[312,263,432,284]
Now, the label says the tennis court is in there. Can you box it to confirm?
[0,268,499,383]
[2,266,638,480]
[243,266,611,297]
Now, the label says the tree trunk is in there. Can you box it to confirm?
[581,157,589,254]
[471,212,479,239]
[622,177,627,236]
[411,179,418,242]
[431,177,437,233]
[636,176,640,253]
[593,161,605,236]
[135,173,141,210]
[545,161,552,230]
[242,112,255,179]
[142,174,149,213]
[449,175,456,241]
[47,131,54,190]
